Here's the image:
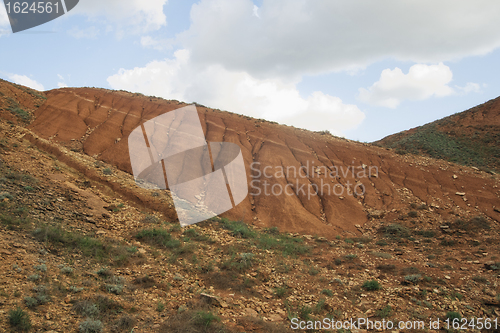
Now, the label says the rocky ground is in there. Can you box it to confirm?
[1,114,500,332]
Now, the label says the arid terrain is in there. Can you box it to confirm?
[1,78,500,332]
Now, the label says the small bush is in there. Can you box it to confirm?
[193,311,220,328]
[105,284,123,295]
[274,286,288,297]
[8,307,31,331]
[27,274,40,282]
[446,311,461,320]
[321,289,333,296]
[102,168,112,176]
[379,223,410,239]
[79,318,103,333]
[344,254,357,260]
[404,274,422,284]
[362,280,381,291]
[24,296,39,308]
[376,305,392,318]
[221,219,256,239]
[73,300,100,318]
[408,211,418,218]
[60,266,74,275]
[135,229,174,248]
[34,264,47,272]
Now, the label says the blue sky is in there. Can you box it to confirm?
[1,0,500,142]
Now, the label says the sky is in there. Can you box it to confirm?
[1,0,500,142]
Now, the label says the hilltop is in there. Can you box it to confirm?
[375,96,500,173]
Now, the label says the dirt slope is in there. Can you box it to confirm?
[10,85,495,238]
[375,96,500,172]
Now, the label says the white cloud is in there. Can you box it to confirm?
[140,36,173,51]
[57,82,68,88]
[358,63,455,108]
[71,0,168,35]
[456,82,481,95]
[179,0,500,79]
[68,26,100,39]
[8,74,44,91]
[107,49,364,135]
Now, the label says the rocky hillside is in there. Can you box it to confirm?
[13,83,500,238]
[1,78,500,332]
[375,96,500,173]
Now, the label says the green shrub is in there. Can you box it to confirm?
[446,311,461,320]
[221,218,256,239]
[362,280,381,291]
[192,311,220,328]
[379,223,410,239]
[274,286,288,298]
[404,274,422,284]
[8,307,31,331]
[102,168,112,175]
[376,305,392,318]
[321,289,333,296]
[79,318,103,333]
[135,228,174,248]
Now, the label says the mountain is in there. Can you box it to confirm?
[9,84,496,238]
[1,78,500,332]
[375,96,500,172]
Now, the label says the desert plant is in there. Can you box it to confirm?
[79,318,103,333]
[8,307,31,331]
[362,280,381,291]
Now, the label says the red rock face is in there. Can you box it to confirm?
[27,87,500,238]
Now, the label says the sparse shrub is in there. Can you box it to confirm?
[408,211,418,218]
[96,267,112,277]
[105,284,123,295]
[34,264,47,272]
[8,307,31,331]
[376,305,392,318]
[221,218,256,239]
[79,318,103,333]
[362,280,381,291]
[376,240,388,246]
[379,223,410,239]
[69,286,84,293]
[309,267,319,276]
[151,300,164,313]
[73,300,100,318]
[24,296,38,308]
[102,168,112,176]
[135,228,176,248]
[446,311,461,320]
[112,315,135,332]
[404,274,422,284]
[27,274,40,282]
[299,305,313,320]
[334,258,342,265]
[344,254,357,260]
[321,289,333,296]
[60,266,73,275]
[274,286,288,297]
[193,311,220,328]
